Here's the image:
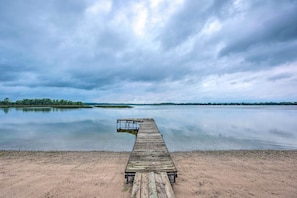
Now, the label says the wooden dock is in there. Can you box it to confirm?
[131,172,175,198]
[117,118,177,197]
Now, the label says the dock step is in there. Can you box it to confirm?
[131,172,175,198]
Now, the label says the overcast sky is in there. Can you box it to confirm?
[1,0,297,103]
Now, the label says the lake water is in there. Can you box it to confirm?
[1,105,297,151]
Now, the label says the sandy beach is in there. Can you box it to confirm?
[0,150,296,198]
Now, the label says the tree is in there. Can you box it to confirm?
[3,98,10,105]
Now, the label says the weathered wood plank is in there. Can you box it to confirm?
[131,172,175,198]
[141,173,149,198]
[131,173,142,198]
[160,172,175,198]
[154,173,167,198]
[148,172,158,198]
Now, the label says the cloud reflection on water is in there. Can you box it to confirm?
[0,106,296,151]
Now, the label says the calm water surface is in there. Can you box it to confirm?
[0,105,296,151]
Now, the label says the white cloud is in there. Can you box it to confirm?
[85,0,112,16]
[132,3,148,37]
[201,18,222,36]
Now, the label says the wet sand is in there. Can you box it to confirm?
[0,150,296,197]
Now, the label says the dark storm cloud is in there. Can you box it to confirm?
[0,64,20,81]
[218,0,297,62]
[158,0,232,49]
[0,62,34,82]
[41,80,99,90]
[245,41,297,66]
[0,0,85,43]
[268,73,292,82]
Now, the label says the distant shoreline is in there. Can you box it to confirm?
[1,103,297,108]
[0,105,134,109]
[1,103,296,112]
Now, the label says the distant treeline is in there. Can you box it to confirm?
[1,98,296,107]
[0,98,83,106]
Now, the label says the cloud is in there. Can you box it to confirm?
[218,1,297,62]
[0,0,297,102]
[158,0,233,49]
[245,41,297,66]
[268,73,293,82]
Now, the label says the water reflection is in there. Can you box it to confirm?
[0,105,297,151]
[117,129,138,136]
[0,118,135,151]
[2,108,9,114]
[16,107,52,112]
[1,107,81,113]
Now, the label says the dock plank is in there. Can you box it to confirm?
[131,172,175,198]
